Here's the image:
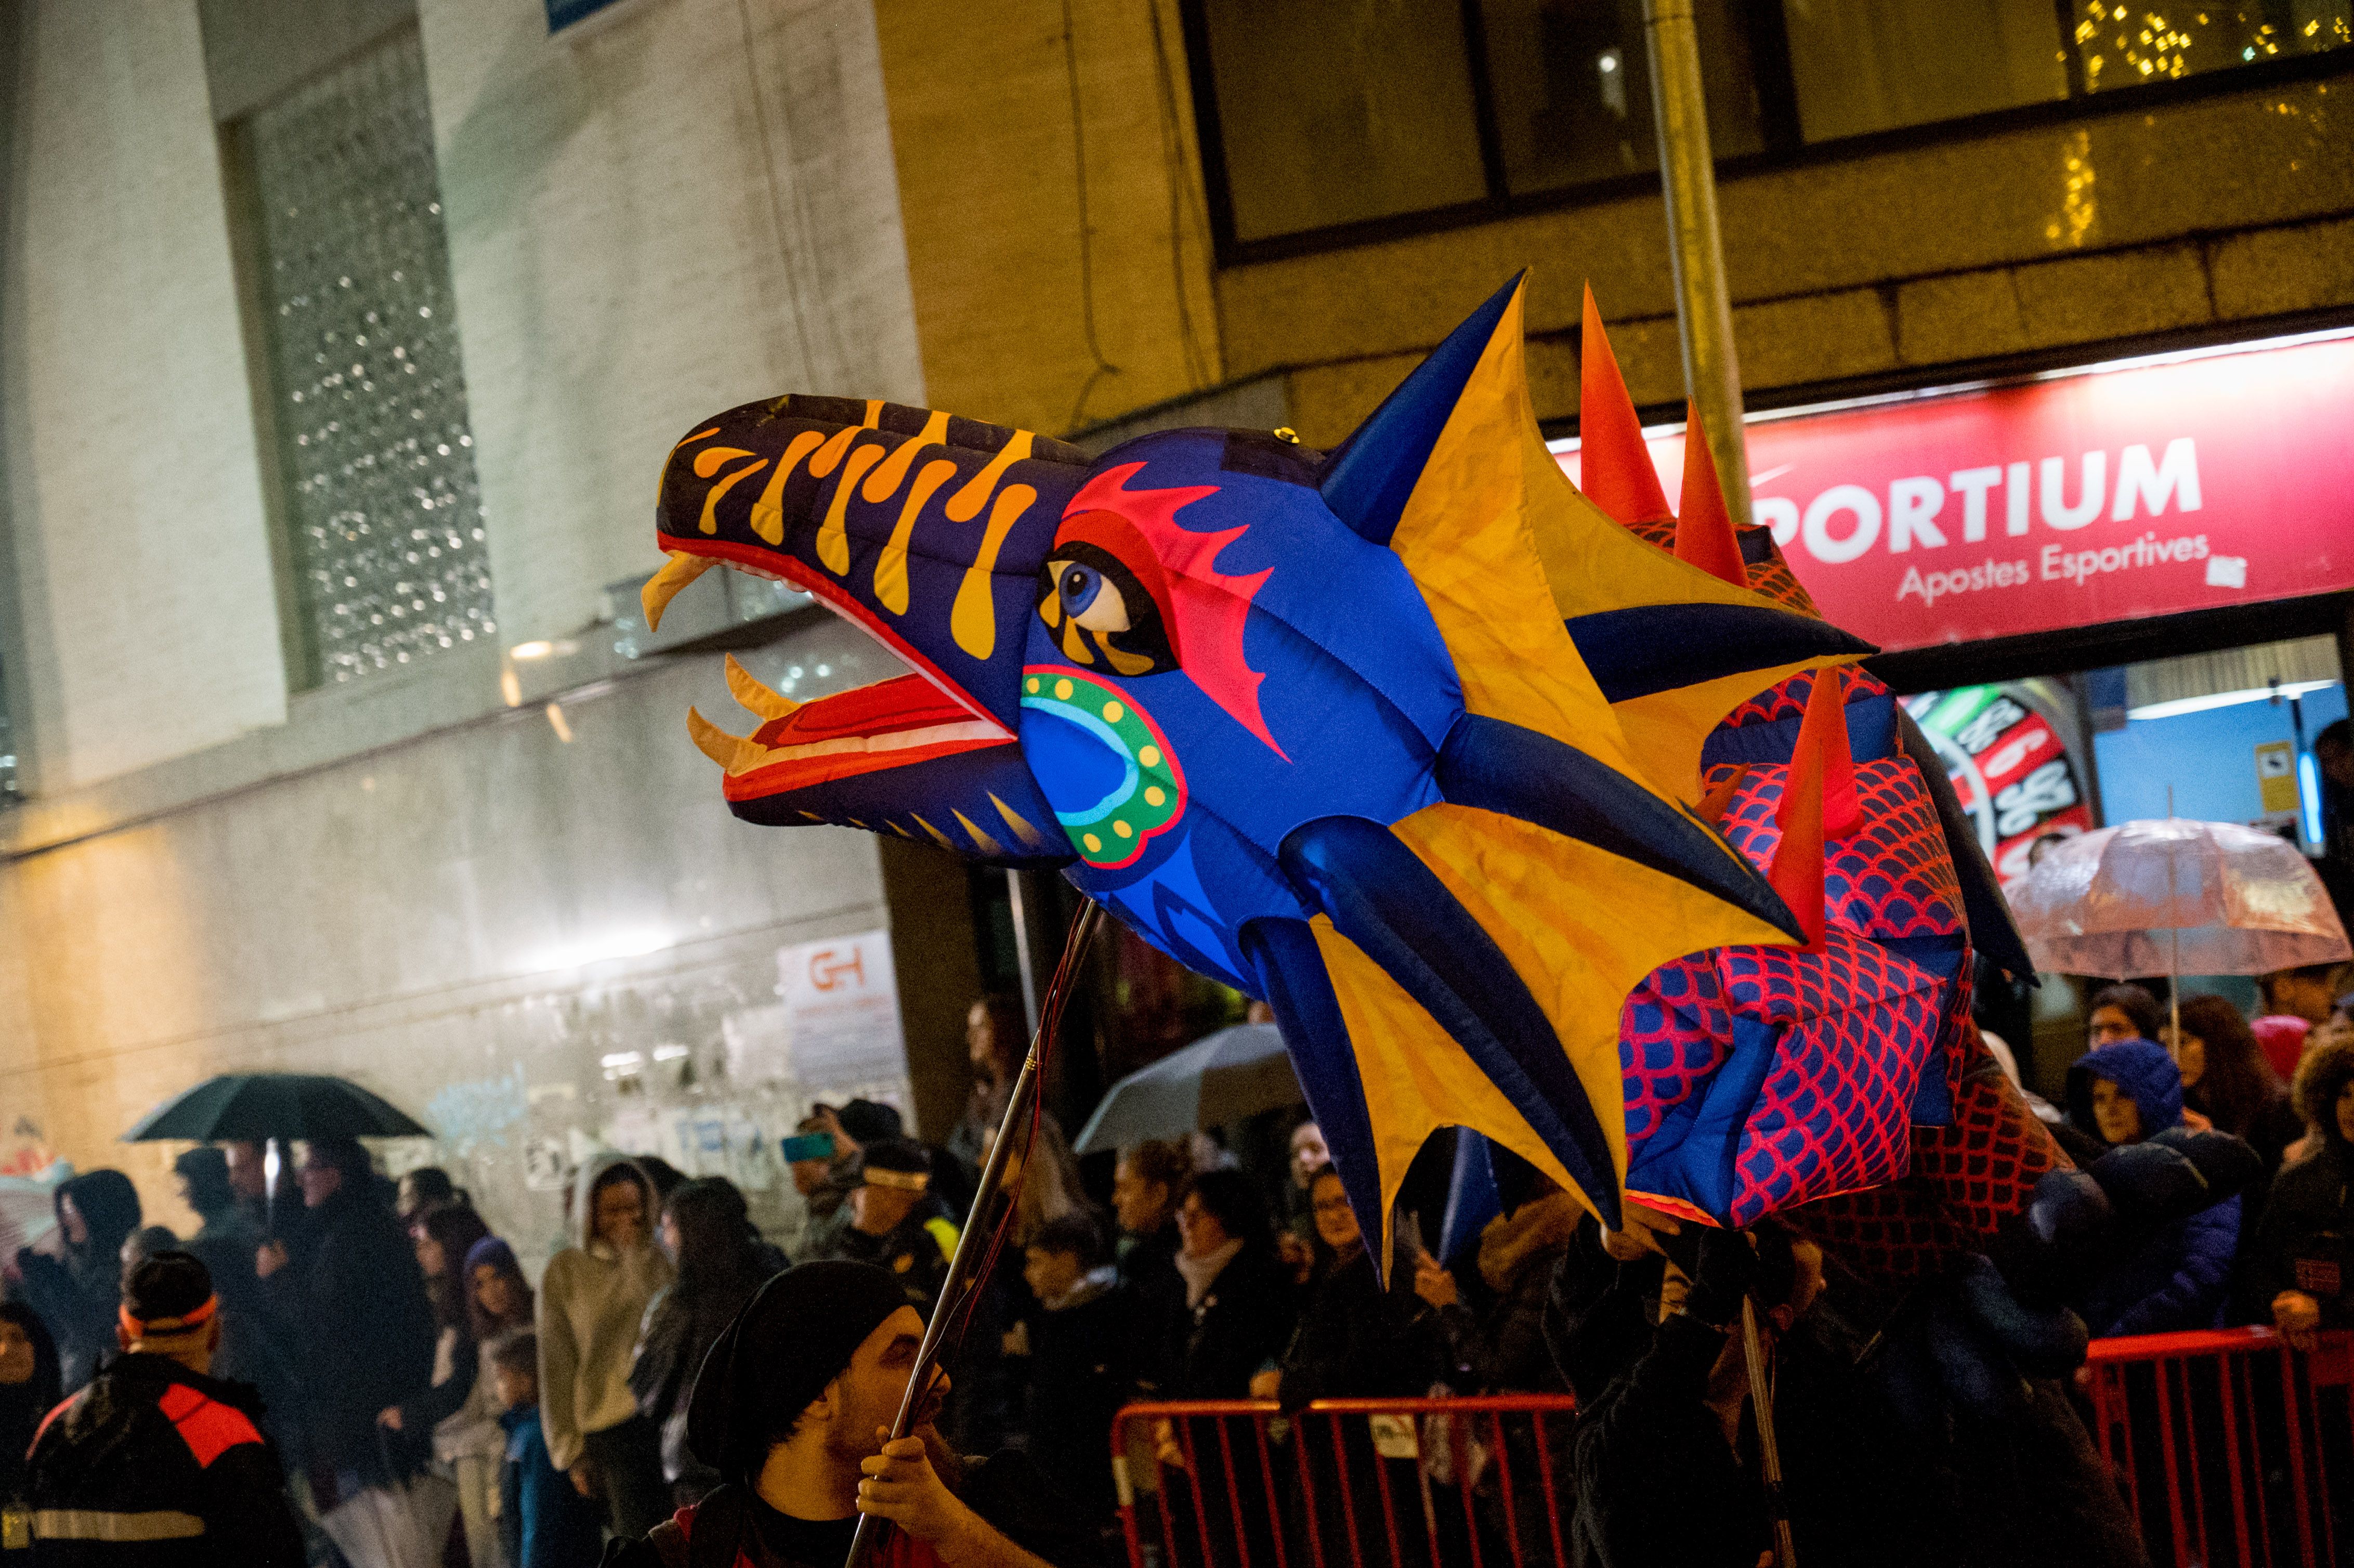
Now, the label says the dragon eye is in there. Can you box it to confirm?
[1036,544,1177,677]
[1055,563,1131,632]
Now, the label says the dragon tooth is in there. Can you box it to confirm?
[642,551,717,632]
[686,707,763,774]
[723,654,801,722]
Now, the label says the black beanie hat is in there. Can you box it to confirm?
[687,1260,915,1480]
[836,1100,904,1146]
[125,1251,214,1324]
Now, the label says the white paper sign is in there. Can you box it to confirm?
[775,930,908,1092]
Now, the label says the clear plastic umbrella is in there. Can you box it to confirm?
[2008,816,2352,1037]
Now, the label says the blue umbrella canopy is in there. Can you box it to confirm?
[1074,1023,1301,1155]
[123,1073,429,1143]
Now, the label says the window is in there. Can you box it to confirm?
[1198,0,1492,242]
[1184,0,2353,255]
[236,29,493,687]
[1780,0,2068,142]
[1477,0,1763,192]
[2069,1,2353,92]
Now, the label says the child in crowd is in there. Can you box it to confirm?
[2065,1038,2243,1336]
[489,1330,607,1568]
[1011,1213,1134,1518]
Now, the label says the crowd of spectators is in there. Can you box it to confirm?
[0,970,2346,1566]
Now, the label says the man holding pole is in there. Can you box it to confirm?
[601,1261,1096,1568]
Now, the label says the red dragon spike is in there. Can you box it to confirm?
[1675,404,1749,589]
[1770,669,1861,947]
[1578,285,1672,527]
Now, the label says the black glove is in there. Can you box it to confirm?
[1681,1228,1758,1328]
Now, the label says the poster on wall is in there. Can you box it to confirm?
[775,930,909,1094]
[1903,685,2095,890]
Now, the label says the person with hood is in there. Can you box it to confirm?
[2248,1029,2354,1341]
[601,1259,1098,1568]
[25,1251,306,1565]
[1462,1165,1587,1394]
[255,1136,438,1533]
[14,1170,141,1395]
[542,1152,675,1541]
[466,1235,537,1342]
[631,1178,789,1508]
[834,1142,960,1316]
[0,1303,60,1558]
[2065,1037,2244,1336]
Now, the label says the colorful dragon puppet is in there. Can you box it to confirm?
[644,275,2056,1269]
[1560,291,2065,1274]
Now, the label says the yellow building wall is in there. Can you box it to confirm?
[874,0,1223,437]
[1234,80,2354,447]
[880,14,2352,455]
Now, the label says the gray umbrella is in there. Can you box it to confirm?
[1074,1023,1303,1155]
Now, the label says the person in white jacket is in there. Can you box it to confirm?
[538,1153,675,1540]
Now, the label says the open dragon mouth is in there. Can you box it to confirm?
[643,396,1091,864]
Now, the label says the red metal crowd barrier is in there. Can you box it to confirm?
[1109,1395,1579,1568]
[1109,1330,2354,1568]
[2084,1326,2354,1568]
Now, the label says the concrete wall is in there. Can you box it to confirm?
[0,619,935,1254]
[0,0,955,1246]
[421,0,927,651]
[0,0,288,792]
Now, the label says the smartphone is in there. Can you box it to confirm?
[780,1132,835,1164]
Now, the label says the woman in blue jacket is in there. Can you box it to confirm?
[2065,1036,2243,1337]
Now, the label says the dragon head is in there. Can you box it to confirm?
[649,277,1878,1244]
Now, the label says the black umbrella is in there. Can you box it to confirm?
[122,1073,430,1143]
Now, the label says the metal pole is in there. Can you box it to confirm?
[1742,1298,1798,1568]
[845,903,1104,1568]
[1005,869,1042,1036]
[1641,0,1752,528]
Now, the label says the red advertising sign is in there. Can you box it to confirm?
[1552,331,2354,652]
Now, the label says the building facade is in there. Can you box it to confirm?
[2,0,2350,1241]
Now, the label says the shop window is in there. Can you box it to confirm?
[2090,634,2346,841]
[1198,0,1492,242]
[1184,0,2354,257]
[1477,0,1763,192]
[1780,0,2069,141]
[232,29,492,688]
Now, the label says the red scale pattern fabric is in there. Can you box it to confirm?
[1791,1022,2072,1275]
[1601,490,2060,1275]
[1711,757,1963,942]
[1719,667,1892,734]
[1619,955,1730,1145]
[1719,933,1943,1225]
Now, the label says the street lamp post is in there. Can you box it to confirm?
[1641,0,1752,527]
